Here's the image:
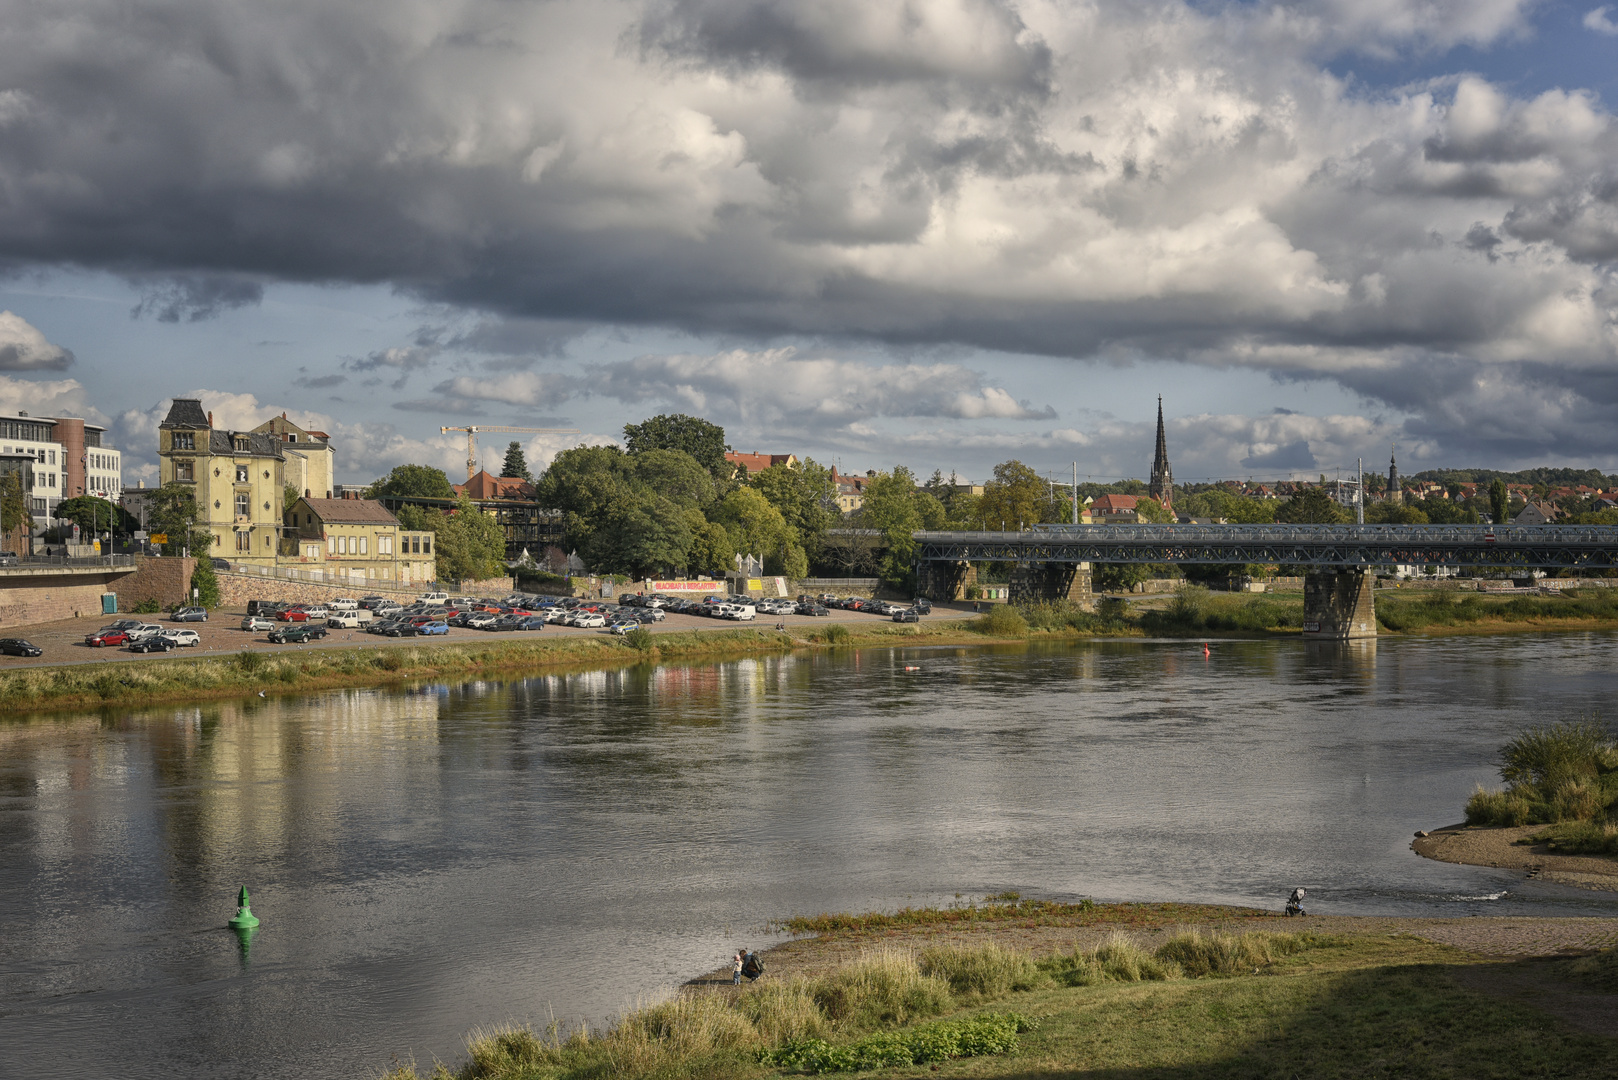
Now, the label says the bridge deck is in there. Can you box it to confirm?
[914,524,1618,569]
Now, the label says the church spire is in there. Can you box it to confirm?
[1387,444,1402,506]
[1149,396,1173,512]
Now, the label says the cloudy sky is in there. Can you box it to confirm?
[1,0,1615,488]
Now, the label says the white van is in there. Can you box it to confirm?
[327,611,373,628]
[417,591,450,604]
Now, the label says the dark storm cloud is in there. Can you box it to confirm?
[129,275,264,323]
[0,0,1611,465]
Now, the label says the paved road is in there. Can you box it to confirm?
[0,602,972,671]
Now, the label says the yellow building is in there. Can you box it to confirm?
[283,497,437,584]
[252,413,335,500]
[158,398,285,565]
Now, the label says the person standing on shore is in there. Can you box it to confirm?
[732,949,744,986]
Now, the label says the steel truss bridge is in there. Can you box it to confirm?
[913,524,1618,571]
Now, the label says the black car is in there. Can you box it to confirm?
[0,638,42,657]
[128,637,176,653]
[892,609,920,623]
[912,598,933,614]
[268,624,328,644]
[796,602,830,616]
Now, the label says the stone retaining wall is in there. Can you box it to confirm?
[112,555,196,611]
[0,571,129,628]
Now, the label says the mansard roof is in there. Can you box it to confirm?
[208,430,284,458]
[160,398,211,429]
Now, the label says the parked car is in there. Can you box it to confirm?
[414,620,450,636]
[171,606,208,622]
[512,616,547,631]
[268,624,327,644]
[162,629,202,647]
[276,607,310,622]
[573,613,607,628]
[127,624,166,641]
[240,615,275,632]
[0,638,43,657]
[465,613,499,630]
[86,629,131,647]
[327,598,359,611]
[912,598,933,614]
[796,603,830,616]
[892,609,920,623]
[376,621,414,637]
[488,615,526,632]
[129,637,177,653]
[636,607,666,622]
[327,612,367,629]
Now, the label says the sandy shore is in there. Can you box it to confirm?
[1413,823,1618,893]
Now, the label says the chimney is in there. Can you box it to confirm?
[207,411,213,427]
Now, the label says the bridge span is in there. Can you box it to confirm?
[912,524,1618,641]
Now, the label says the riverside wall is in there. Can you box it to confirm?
[111,556,196,611]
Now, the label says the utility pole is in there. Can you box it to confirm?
[1072,462,1078,524]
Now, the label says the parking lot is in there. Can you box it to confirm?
[0,594,969,670]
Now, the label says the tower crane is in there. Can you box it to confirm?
[440,425,581,480]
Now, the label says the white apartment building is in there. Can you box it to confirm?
[0,412,123,533]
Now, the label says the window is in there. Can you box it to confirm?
[378,535,393,555]
[236,532,251,553]
[48,450,54,465]
[358,536,368,555]
[236,465,249,482]
[337,535,348,555]
[235,492,250,518]
[175,461,194,482]
[306,544,319,559]
[326,536,335,556]
[409,536,419,554]
[422,537,431,555]
[234,437,249,452]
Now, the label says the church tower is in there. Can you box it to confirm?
[1149,396,1173,512]
[1387,447,1402,505]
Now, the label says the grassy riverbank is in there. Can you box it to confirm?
[380,904,1618,1080]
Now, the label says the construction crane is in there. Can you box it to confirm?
[440,425,581,480]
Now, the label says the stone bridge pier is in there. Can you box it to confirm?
[1008,562,1093,608]
[1302,569,1376,640]
[915,560,977,600]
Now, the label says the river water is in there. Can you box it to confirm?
[3,633,1617,1078]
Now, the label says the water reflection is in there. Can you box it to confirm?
[2,634,1617,1080]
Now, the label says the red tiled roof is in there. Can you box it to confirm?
[726,452,797,475]
[1090,494,1140,512]
[454,470,537,500]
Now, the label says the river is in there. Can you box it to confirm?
[3,633,1617,1078]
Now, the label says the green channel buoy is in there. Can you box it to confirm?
[228,886,260,930]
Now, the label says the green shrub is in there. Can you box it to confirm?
[971,605,1027,636]
[732,980,826,1045]
[919,941,1044,998]
[133,598,161,614]
[1465,719,1618,827]
[758,1012,1032,1074]
[622,627,654,651]
[810,948,953,1030]
[819,623,850,644]
[1154,930,1315,978]
[232,650,265,674]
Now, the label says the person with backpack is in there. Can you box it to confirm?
[741,949,764,981]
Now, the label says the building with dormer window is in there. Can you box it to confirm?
[157,398,285,565]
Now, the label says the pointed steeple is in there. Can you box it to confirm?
[1387,444,1402,505]
[1149,396,1174,512]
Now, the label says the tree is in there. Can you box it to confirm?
[432,495,508,582]
[1274,488,1347,524]
[501,441,531,481]
[749,459,838,564]
[587,493,694,579]
[622,414,731,480]
[284,484,302,513]
[857,466,931,587]
[712,486,807,578]
[630,449,718,509]
[1366,502,1429,524]
[975,460,1065,529]
[365,464,456,500]
[190,559,221,608]
[54,495,134,536]
[1490,479,1508,525]
[146,482,214,555]
[0,472,28,544]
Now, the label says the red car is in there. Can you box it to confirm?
[276,608,310,622]
[86,630,130,647]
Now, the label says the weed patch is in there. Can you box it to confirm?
[1465,719,1618,834]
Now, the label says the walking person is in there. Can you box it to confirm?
[732,949,744,986]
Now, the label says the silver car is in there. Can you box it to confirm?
[240,615,275,632]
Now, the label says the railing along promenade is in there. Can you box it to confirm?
[914,524,1618,570]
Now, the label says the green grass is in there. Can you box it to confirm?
[0,631,798,715]
[1464,720,1618,848]
[777,898,1270,936]
[376,931,1618,1080]
[1376,587,1618,631]
[1138,586,1305,634]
